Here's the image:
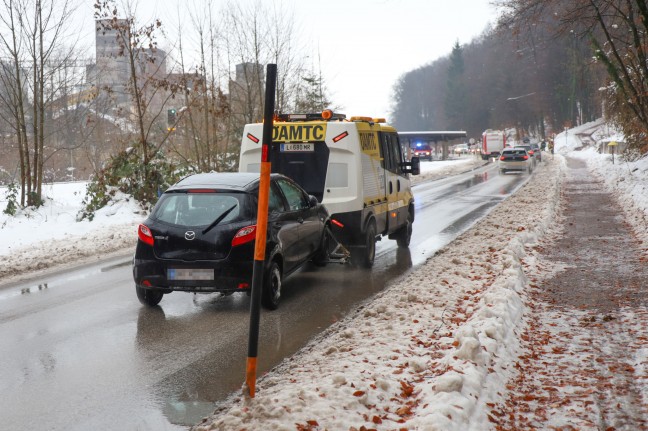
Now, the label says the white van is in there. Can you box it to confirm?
[239,110,420,267]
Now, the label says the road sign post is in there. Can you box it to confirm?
[245,64,277,398]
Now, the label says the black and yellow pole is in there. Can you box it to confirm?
[245,63,277,398]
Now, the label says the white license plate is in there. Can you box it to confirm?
[281,143,314,152]
[167,268,214,280]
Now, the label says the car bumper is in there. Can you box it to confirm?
[499,161,530,171]
[133,257,254,293]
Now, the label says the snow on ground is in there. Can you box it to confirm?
[1,128,647,430]
[0,182,145,282]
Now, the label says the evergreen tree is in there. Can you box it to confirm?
[444,41,466,130]
[294,72,332,113]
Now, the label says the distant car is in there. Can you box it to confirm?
[133,172,330,309]
[453,144,470,155]
[413,145,433,161]
[498,147,533,174]
[530,143,542,162]
[515,144,539,165]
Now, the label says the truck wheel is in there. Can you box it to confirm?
[353,221,376,268]
[395,212,412,248]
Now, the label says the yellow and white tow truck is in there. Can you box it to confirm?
[239,110,420,267]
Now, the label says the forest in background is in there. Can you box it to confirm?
[391,0,648,155]
[390,19,605,142]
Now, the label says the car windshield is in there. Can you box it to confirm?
[153,192,248,227]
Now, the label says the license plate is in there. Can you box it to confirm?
[167,268,214,280]
[281,143,314,152]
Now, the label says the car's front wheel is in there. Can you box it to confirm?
[136,285,164,306]
[262,261,282,310]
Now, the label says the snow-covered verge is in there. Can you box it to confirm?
[192,157,566,430]
[0,182,144,283]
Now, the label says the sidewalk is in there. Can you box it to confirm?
[491,157,648,430]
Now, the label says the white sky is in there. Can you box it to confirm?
[75,0,499,121]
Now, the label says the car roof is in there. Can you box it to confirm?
[505,147,528,152]
[168,172,286,192]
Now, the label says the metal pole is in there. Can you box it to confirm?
[245,63,277,398]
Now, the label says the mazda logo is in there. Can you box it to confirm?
[185,231,196,240]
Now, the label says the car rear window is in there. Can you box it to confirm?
[153,192,249,227]
[503,149,527,156]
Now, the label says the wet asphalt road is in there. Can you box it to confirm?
[0,161,530,430]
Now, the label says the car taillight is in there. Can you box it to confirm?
[500,156,506,161]
[138,224,154,246]
[528,150,534,155]
[522,155,529,160]
[232,225,256,247]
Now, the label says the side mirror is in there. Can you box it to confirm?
[309,195,319,207]
[401,157,420,175]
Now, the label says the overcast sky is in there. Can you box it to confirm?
[77,0,499,121]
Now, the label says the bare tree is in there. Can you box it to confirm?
[169,1,232,172]
[0,0,81,206]
[94,0,181,204]
[496,0,648,152]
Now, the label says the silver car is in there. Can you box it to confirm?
[498,147,533,174]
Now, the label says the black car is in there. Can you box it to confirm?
[133,172,330,309]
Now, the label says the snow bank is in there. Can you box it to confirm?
[0,182,144,282]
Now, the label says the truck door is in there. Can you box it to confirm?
[379,132,408,234]
[269,127,330,203]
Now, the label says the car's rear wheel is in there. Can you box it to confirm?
[395,212,413,248]
[136,285,164,306]
[262,261,282,310]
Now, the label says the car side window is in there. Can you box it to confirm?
[268,183,286,213]
[276,178,309,211]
